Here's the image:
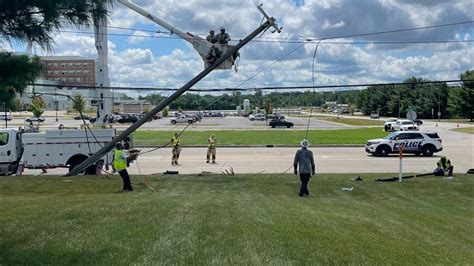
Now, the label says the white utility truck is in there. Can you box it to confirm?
[0,128,115,175]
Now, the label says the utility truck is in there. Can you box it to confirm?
[0,128,115,176]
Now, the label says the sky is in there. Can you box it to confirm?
[4,0,474,96]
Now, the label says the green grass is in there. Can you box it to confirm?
[314,116,383,126]
[133,128,386,146]
[0,174,472,264]
[451,127,474,134]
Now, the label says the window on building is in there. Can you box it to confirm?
[84,70,89,74]
[62,78,67,82]
[68,63,73,67]
[69,70,74,74]
[47,71,53,75]
[54,71,59,75]
[76,70,82,74]
[61,63,66,68]
[53,63,58,67]
[47,63,53,67]
[83,63,89,67]
[76,63,80,67]
[61,71,66,75]
[76,78,81,82]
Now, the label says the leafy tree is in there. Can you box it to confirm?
[0,0,113,50]
[264,100,273,114]
[162,108,169,117]
[449,70,474,119]
[72,93,86,115]
[0,53,42,109]
[28,95,46,119]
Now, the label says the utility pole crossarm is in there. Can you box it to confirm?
[66,5,281,176]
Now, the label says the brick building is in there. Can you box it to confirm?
[39,56,96,86]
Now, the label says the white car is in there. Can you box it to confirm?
[365,131,443,157]
[384,118,398,131]
[392,119,419,131]
[170,115,194,124]
[249,113,265,121]
[25,116,45,123]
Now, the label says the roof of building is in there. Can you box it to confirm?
[40,56,91,61]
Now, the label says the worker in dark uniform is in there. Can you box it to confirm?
[206,29,216,43]
[436,156,454,176]
[114,142,133,192]
[171,133,182,166]
[214,26,231,44]
[207,133,217,163]
[293,139,315,197]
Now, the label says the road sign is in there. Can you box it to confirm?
[406,110,417,120]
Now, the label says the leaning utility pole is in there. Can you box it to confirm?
[67,5,281,176]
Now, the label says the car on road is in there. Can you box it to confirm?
[365,131,443,157]
[413,118,423,125]
[249,113,265,121]
[266,113,285,120]
[393,119,419,131]
[384,118,398,131]
[25,116,45,123]
[117,114,138,123]
[170,115,195,124]
[0,114,12,121]
[74,114,91,120]
[138,112,162,121]
[269,119,294,128]
[370,113,380,119]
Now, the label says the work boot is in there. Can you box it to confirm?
[212,161,216,164]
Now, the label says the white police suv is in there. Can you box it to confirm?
[365,131,443,157]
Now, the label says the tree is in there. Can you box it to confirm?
[72,94,86,115]
[162,108,169,117]
[29,95,46,119]
[449,70,474,119]
[0,53,42,110]
[264,100,273,115]
[1,0,113,50]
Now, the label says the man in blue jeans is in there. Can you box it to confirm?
[294,139,315,197]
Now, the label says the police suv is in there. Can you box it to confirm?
[365,131,443,157]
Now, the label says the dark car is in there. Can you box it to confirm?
[74,114,91,120]
[118,114,138,123]
[413,118,423,125]
[269,119,294,128]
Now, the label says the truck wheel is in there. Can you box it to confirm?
[422,145,434,157]
[287,125,291,128]
[376,146,390,157]
[68,157,97,175]
[188,120,193,124]
[171,120,177,124]
[271,125,275,128]
[250,118,255,121]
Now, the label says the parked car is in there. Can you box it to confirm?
[269,119,294,128]
[0,114,12,121]
[384,118,398,131]
[365,131,443,157]
[413,118,423,125]
[117,114,138,123]
[266,113,285,120]
[393,119,419,131]
[370,113,380,119]
[74,114,91,120]
[249,113,265,121]
[25,116,45,123]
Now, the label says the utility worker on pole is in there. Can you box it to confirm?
[114,142,133,192]
[207,133,217,163]
[214,26,231,44]
[436,156,454,176]
[206,29,216,43]
[171,133,182,166]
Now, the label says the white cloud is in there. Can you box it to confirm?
[127,30,152,44]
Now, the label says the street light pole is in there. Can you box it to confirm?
[438,87,441,121]
[55,87,59,122]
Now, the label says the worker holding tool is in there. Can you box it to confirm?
[207,133,217,163]
[214,26,231,44]
[294,139,315,197]
[114,142,133,192]
[435,156,454,176]
[171,133,182,166]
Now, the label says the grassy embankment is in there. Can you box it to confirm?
[451,127,474,134]
[0,174,472,264]
[133,128,386,146]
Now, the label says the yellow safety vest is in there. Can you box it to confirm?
[208,138,217,148]
[114,149,127,170]
[172,137,181,147]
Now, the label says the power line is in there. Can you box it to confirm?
[30,79,469,92]
[58,20,474,44]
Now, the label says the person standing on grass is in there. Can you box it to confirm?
[171,133,182,166]
[207,133,217,163]
[114,142,133,192]
[294,139,315,197]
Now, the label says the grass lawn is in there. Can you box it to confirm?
[313,116,383,126]
[0,174,472,264]
[133,128,386,146]
[451,127,474,134]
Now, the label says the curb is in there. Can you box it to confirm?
[135,144,364,148]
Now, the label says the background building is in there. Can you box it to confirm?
[39,56,95,86]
